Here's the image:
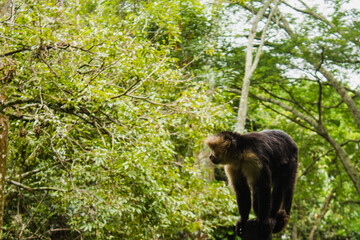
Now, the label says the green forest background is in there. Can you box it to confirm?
[0,0,359,239]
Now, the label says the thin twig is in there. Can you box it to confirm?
[40,54,60,78]
[111,75,141,99]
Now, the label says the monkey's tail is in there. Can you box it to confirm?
[272,210,290,233]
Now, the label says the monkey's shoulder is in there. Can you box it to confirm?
[240,150,263,183]
[226,150,263,184]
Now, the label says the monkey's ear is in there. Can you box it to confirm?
[205,135,231,150]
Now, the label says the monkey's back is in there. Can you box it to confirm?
[259,130,298,175]
[242,130,298,166]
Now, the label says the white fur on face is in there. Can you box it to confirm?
[204,135,223,149]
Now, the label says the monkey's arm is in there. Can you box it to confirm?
[255,165,272,239]
[234,176,251,236]
[256,167,271,222]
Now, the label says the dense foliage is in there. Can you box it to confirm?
[1,1,237,239]
[1,0,359,239]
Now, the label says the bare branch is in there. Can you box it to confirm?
[6,179,65,192]
[111,75,141,99]
[250,92,319,128]
[125,94,177,111]
[260,85,318,121]
[0,47,31,57]
[300,149,334,178]
[40,54,60,78]
[0,98,39,112]
[340,139,360,146]
[284,0,335,28]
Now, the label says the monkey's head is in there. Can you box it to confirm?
[204,132,235,165]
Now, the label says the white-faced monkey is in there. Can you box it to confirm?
[205,130,298,240]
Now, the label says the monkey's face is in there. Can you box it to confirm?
[209,150,227,164]
[205,135,232,165]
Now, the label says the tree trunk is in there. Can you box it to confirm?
[235,0,277,133]
[0,107,8,237]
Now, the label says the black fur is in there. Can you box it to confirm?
[205,130,298,239]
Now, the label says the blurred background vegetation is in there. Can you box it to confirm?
[0,0,359,239]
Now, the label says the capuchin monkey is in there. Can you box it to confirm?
[205,130,298,240]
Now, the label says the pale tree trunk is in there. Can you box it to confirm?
[309,189,335,240]
[0,114,8,238]
[235,0,279,133]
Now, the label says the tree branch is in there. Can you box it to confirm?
[283,0,335,28]
[6,179,65,192]
[300,148,334,178]
[0,98,39,112]
[125,94,177,111]
[0,47,31,57]
[40,54,60,78]
[318,66,360,130]
[250,92,319,128]
[309,189,335,240]
[111,75,141,99]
